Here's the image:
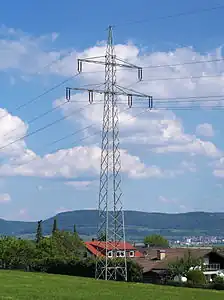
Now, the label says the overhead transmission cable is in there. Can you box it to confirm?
[112,4,224,27]
[0,102,98,152]
[2,107,147,169]
[2,81,105,140]
[0,73,80,122]
[80,57,224,74]
[2,99,224,172]
[2,61,223,124]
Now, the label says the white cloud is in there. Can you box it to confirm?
[0,27,223,182]
[180,160,196,172]
[65,181,96,190]
[213,170,224,178]
[0,25,62,76]
[212,157,224,178]
[56,94,222,159]
[158,196,177,204]
[153,139,221,158]
[53,42,224,159]
[0,145,172,179]
[0,108,36,160]
[0,193,11,203]
[196,123,214,137]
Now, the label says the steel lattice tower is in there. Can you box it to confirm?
[65,26,152,281]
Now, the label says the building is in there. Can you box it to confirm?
[85,240,143,258]
[134,247,224,283]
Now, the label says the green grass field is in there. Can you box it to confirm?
[0,271,224,300]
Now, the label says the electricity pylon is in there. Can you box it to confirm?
[65,26,152,281]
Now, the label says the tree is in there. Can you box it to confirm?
[52,218,58,235]
[73,224,77,234]
[143,234,169,248]
[187,269,206,285]
[168,250,204,280]
[0,236,36,269]
[36,220,43,244]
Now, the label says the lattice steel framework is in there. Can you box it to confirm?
[65,26,153,281]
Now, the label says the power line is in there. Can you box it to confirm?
[0,73,80,122]
[2,107,146,170]
[148,105,224,111]
[0,103,95,152]
[80,57,224,74]
[68,95,224,110]
[71,94,224,103]
[70,100,224,110]
[113,4,224,27]
[2,82,106,140]
[2,61,221,126]
[34,50,74,74]
[1,101,223,177]
[140,58,224,70]
[2,101,69,140]
[140,73,224,83]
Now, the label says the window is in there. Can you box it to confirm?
[116,251,125,257]
[129,251,135,257]
[120,251,125,257]
[108,251,113,258]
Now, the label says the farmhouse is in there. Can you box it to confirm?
[134,247,224,283]
[85,240,143,258]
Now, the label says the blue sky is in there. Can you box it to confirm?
[0,0,224,221]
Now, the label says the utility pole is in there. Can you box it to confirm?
[65,26,152,281]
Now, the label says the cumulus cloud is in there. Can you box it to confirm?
[196,123,215,137]
[0,25,62,76]
[0,193,11,203]
[65,181,96,190]
[56,93,221,159]
[53,42,224,159]
[212,157,224,178]
[0,27,223,182]
[0,102,176,181]
[158,196,177,204]
[180,160,196,172]
[0,108,35,160]
[0,145,172,179]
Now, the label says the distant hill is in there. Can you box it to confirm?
[1,210,224,240]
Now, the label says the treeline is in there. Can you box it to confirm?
[0,219,142,282]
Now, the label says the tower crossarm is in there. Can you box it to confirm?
[65,86,153,109]
[66,84,153,109]
[66,86,151,98]
[78,55,143,80]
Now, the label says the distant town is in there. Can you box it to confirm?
[170,236,224,247]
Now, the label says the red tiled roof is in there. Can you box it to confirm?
[85,241,143,257]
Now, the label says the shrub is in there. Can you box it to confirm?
[211,276,224,290]
[186,270,206,285]
[30,257,142,282]
[31,257,95,278]
[213,276,224,284]
[127,259,143,282]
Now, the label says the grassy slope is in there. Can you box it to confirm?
[0,271,224,300]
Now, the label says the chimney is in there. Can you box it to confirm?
[157,249,166,260]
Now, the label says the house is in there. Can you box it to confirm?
[134,247,224,283]
[85,240,143,258]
